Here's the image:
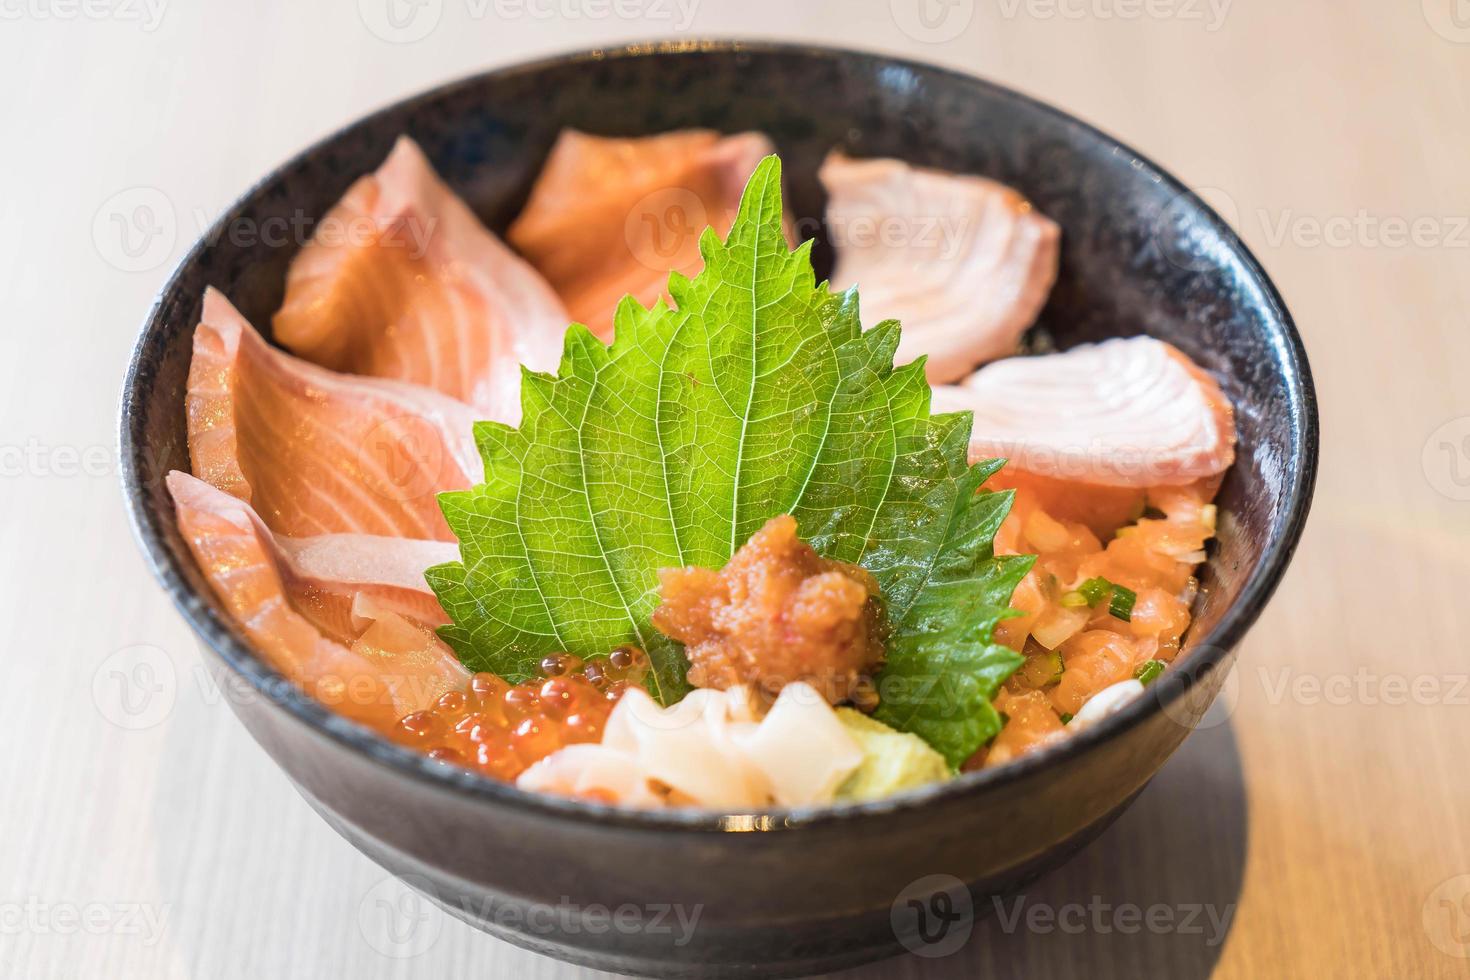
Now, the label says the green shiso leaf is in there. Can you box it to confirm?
[428,156,1031,764]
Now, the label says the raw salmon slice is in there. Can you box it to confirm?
[507,129,781,339]
[272,136,568,423]
[167,472,468,728]
[931,336,1235,487]
[187,287,480,540]
[819,152,1060,383]
[274,532,457,641]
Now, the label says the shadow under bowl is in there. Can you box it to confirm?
[119,41,1317,979]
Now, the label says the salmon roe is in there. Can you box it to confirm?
[388,647,648,782]
[969,470,1220,770]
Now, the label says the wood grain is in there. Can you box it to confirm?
[3,2,1468,977]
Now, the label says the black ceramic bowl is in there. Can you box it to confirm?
[120,41,1316,979]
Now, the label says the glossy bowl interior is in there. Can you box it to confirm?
[121,41,1316,978]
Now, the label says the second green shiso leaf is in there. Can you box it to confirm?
[428,156,1033,766]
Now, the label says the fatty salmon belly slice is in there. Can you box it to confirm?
[167,472,469,729]
[187,287,481,541]
[274,532,458,642]
[506,129,784,339]
[272,136,569,423]
[819,152,1061,383]
[931,336,1236,487]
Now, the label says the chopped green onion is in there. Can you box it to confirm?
[1059,712,1074,724]
[1077,577,1112,606]
[1108,585,1137,622]
[1133,660,1166,686]
[1059,590,1090,608]
[1075,576,1136,622]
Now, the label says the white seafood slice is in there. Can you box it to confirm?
[931,336,1236,487]
[820,152,1060,382]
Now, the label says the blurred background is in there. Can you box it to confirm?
[3,2,1469,977]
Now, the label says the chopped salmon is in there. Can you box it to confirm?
[507,129,782,338]
[273,137,568,423]
[819,152,1060,382]
[167,472,468,728]
[187,287,481,540]
[969,477,1221,769]
[932,336,1236,487]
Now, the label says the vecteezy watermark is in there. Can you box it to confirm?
[0,0,167,30]
[890,0,975,43]
[458,895,703,945]
[1422,0,1470,43]
[1423,417,1470,501]
[995,0,1232,31]
[624,193,976,275]
[0,440,117,479]
[1155,186,1470,273]
[92,186,439,273]
[92,644,178,731]
[0,899,170,945]
[358,0,699,43]
[358,873,703,958]
[1424,874,1470,959]
[820,212,972,260]
[1256,210,1470,250]
[991,895,1236,946]
[890,874,974,958]
[183,646,458,723]
[1257,666,1470,708]
[488,0,700,28]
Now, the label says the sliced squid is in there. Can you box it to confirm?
[167,472,468,728]
[819,152,1060,382]
[519,683,865,810]
[187,287,481,540]
[931,336,1236,487]
[507,129,781,338]
[273,136,569,422]
[516,744,670,809]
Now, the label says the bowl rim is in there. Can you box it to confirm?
[119,38,1318,833]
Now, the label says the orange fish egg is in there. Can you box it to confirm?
[388,648,649,783]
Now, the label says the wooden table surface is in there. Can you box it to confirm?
[4,2,1468,977]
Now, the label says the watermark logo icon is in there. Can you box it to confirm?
[1424,874,1470,958]
[625,186,709,273]
[92,644,178,730]
[358,0,443,42]
[358,873,444,958]
[1159,653,1238,732]
[359,415,447,503]
[890,0,974,42]
[1153,185,1240,274]
[890,873,974,958]
[1423,0,1470,42]
[92,187,176,273]
[1423,417,1470,501]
